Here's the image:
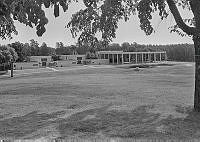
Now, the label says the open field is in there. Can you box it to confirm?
[0,62,198,141]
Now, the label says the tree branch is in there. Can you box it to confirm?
[166,0,199,36]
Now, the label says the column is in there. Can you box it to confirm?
[160,53,162,62]
[129,53,131,63]
[142,53,144,63]
[108,54,110,64]
[154,53,156,62]
[148,53,150,62]
[104,54,105,59]
[112,54,114,64]
[117,54,119,64]
[136,53,137,64]
[122,54,124,64]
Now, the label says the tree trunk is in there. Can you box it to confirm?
[193,36,200,111]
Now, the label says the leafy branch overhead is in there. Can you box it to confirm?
[0,0,77,39]
[0,0,197,44]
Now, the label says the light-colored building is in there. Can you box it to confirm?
[14,56,52,70]
[29,56,52,67]
[14,62,39,70]
[97,51,167,64]
[85,59,109,65]
[60,55,86,64]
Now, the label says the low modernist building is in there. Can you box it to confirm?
[14,56,52,70]
[29,56,52,67]
[60,55,86,64]
[97,51,167,64]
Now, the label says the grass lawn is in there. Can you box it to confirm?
[0,62,198,141]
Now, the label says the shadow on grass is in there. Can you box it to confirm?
[57,105,161,138]
[2,104,200,140]
[0,110,66,139]
[57,105,200,140]
[159,105,200,139]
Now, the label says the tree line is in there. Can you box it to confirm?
[0,40,195,63]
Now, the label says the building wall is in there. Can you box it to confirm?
[97,51,167,64]
[55,61,79,67]
[60,55,86,61]
[85,59,109,65]
[29,56,52,62]
[14,62,40,70]
[29,56,52,67]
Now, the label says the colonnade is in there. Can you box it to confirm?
[97,51,167,64]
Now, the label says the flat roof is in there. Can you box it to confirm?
[97,51,166,54]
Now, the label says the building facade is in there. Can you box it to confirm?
[97,51,167,64]
[14,56,52,70]
[59,55,86,64]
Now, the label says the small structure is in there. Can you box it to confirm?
[14,62,39,70]
[59,55,86,64]
[85,59,109,65]
[97,51,167,64]
[14,56,52,70]
[29,56,52,67]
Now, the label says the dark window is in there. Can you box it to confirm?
[41,58,47,62]
[77,57,82,60]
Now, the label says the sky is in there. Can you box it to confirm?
[0,2,194,48]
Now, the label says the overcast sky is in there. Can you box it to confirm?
[0,2,194,48]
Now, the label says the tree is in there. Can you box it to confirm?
[22,43,32,59]
[1,0,200,111]
[30,39,40,56]
[0,50,6,64]
[39,42,50,56]
[9,41,25,62]
[55,42,71,55]
[0,45,18,62]
[121,42,131,52]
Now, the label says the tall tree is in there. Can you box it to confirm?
[39,42,50,56]
[55,42,71,55]
[9,41,24,62]
[0,45,18,62]
[22,43,32,58]
[121,42,131,52]
[30,39,40,56]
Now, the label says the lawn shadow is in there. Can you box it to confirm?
[2,104,200,141]
[56,104,200,140]
[0,110,66,139]
[57,105,162,139]
[159,105,200,139]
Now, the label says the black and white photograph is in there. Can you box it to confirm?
[0,0,200,141]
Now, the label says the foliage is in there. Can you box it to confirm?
[55,42,71,55]
[67,0,171,45]
[39,42,50,56]
[0,0,197,46]
[30,39,40,56]
[0,0,79,39]
[9,41,25,62]
[0,45,18,63]
[0,0,182,44]
[7,40,55,62]
[85,51,98,59]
